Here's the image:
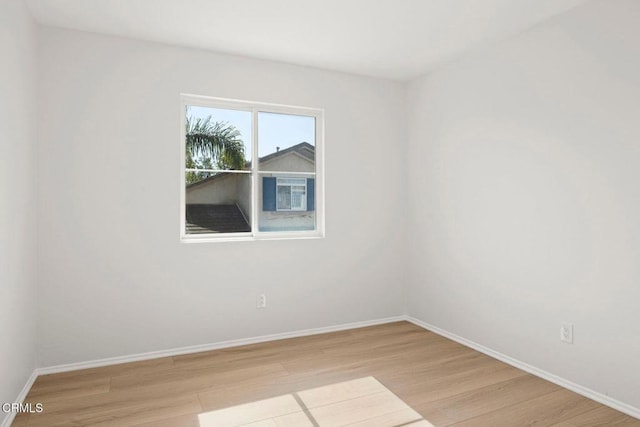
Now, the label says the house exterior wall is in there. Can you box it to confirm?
[260,151,314,172]
[237,173,252,224]
[186,173,238,205]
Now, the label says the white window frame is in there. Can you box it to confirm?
[180,94,325,242]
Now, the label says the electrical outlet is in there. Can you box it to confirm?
[560,323,573,344]
[257,294,267,309]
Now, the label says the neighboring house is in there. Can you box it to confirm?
[186,142,315,233]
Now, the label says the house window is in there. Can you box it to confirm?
[181,95,324,242]
[277,178,307,211]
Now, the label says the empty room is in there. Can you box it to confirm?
[2,0,639,426]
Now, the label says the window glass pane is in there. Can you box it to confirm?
[291,186,305,210]
[257,112,315,172]
[277,186,291,210]
[256,112,316,233]
[185,106,251,171]
[259,173,315,232]
[185,172,251,234]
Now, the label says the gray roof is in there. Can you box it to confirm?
[258,141,314,164]
[185,204,250,234]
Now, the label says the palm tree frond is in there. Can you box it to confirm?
[185,108,246,172]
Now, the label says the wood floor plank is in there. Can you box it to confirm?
[267,411,315,427]
[449,388,602,427]
[14,321,637,427]
[33,362,288,420]
[197,370,371,412]
[343,408,424,427]
[297,376,387,408]
[171,328,358,369]
[308,389,419,426]
[24,376,111,405]
[108,362,289,395]
[280,344,489,383]
[550,406,640,426]
[34,356,174,385]
[321,329,439,357]
[25,393,202,427]
[348,321,423,337]
[415,374,561,425]
[387,362,528,407]
[171,344,320,370]
[129,413,201,427]
[197,394,301,426]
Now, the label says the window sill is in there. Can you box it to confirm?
[180,231,325,244]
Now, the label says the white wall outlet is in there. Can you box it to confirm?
[560,323,573,344]
[257,294,267,309]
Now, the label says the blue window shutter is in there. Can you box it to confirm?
[263,177,276,211]
[306,178,315,211]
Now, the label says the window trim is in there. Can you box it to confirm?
[180,94,325,243]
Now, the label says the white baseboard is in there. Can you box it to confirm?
[0,371,38,427]
[405,315,640,421]
[36,315,405,376]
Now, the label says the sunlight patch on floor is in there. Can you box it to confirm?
[198,376,434,426]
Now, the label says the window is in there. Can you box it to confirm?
[276,178,307,211]
[180,95,324,241]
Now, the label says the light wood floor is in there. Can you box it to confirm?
[13,321,640,426]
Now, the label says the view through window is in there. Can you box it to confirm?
[181,96,323,241]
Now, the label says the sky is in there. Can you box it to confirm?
[187,106,315,163]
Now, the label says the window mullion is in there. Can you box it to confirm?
[251,107,259,235]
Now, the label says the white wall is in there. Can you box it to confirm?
[37,27,407,366]
[0,0,38,422]
[407,0,640,410]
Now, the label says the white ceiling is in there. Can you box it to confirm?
[26,0,588,81]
